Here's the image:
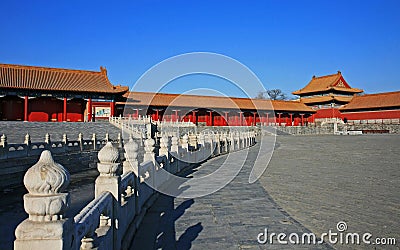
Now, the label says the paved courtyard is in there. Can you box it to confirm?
[132,135,399,249]
[1,134,398,249]
[259,135,399,249]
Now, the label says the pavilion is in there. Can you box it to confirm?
[293,71,364,119]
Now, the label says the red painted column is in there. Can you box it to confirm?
[174,110,180,122]
[155,109,160,121]
[135,109,139,118]
[266,113,269,126]
[192,111,197,125]
[87,98,92,122]
[239,112,243,126]
[224,112,229,126]
[208,111,213,126]
[253,112,257,126]
[63,97,67,122]
[110,101,115,117]
[290,113,293,126]
[278,113,282,126]
[301,114,304,126]
[24,96,29,122]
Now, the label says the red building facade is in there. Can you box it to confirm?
[119,92,316,126]
[339,91,400,121]
[1,64,398,124]
[0,64,127,122]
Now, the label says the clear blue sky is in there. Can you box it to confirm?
[1,0,399,98]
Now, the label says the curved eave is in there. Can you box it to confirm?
[0,85,129,94]
[293,88,362,96]
[340,105,400,112]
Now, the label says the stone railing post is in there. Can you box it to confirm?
[0,134,7,147]
[78,133,83,151]
[221,133,227,153]
[24,133,31,146]
[92,133,97,150]
[24,133,31,156]
[171,135,179,153]
[198,133,205,147]
[95,142,121,250]
[45,133,51,150]
[181,134,189,150]
[208,133,214,156]
[62,133,68,144]
[123,137,139,175]
[143,138,155,164]
[214,133,221,155]
[188,133,197,149]
[105,133,109,142]
[117,133,123,148]
[14,150,72,250]
[235,132,240,150]
[229,133,235,151]
[159,136,169,158]
[0,134,7,160]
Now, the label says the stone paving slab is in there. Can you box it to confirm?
[130,141,333,249]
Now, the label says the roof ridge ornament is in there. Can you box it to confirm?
[100,66,107,75]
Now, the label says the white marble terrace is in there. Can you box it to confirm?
[13,120,256,250]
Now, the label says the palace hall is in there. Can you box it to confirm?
[0,63,398,125]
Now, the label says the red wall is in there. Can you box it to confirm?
[67,99,85,122]
[341,110,400,120]
[315,108,400,120]
[29,97,63,122]
[315,108,343,119]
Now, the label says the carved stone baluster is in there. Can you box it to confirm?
[14,150,72,250]
[143,138,155,164]
[123,137,139,175]
[159,136,169,158]
[95,141,121,250]
[171,135,179,153]
[181,134,189,150]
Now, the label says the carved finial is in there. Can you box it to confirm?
[123,137,138,174]
[124,137,138,158]
[337,70,341,74]
[92,133,97,141]
[105,133,109,142]
[100,66,107,75]
[312,75,316,79]
[98,142,119,163]
[24,150,70,195]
